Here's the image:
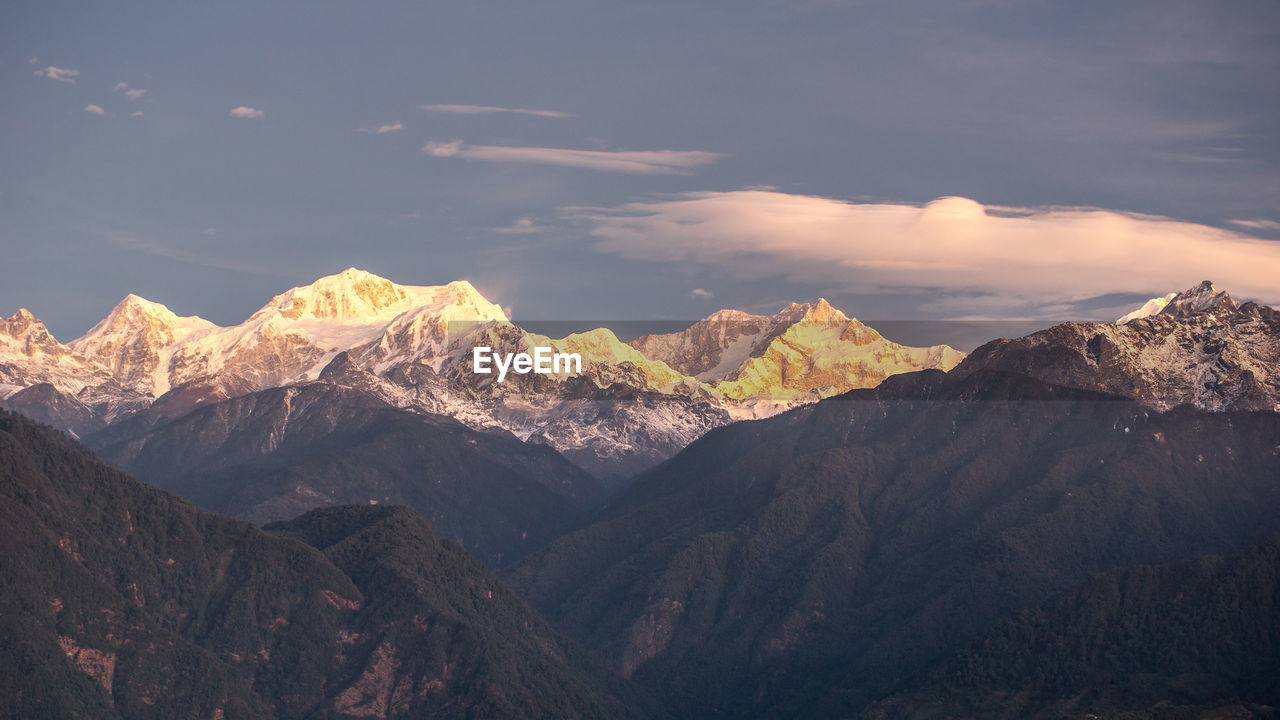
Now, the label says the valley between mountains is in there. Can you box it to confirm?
[2,274,1279,719]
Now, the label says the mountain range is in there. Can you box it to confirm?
[0,268,963,480]
[3,275,1280,718]
[510,367,1280,718]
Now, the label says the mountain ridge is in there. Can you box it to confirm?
[0,409,646,719]
[956,280,1280,412]
[509,367,1280,718]
[1,268,964,478]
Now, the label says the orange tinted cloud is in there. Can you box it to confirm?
[572,191,1280,315]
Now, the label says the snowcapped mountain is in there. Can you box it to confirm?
[70,294,217,396]
[629,308,774,381]
[1116,292,1177,324]
[343,320,730,480]
[0,269,507,434]
[2,268,962,477]
[631,298,964,418]
[957,281,1280,412]
[0,308,102,393]
[0,308,143,434]
[167,269,507,392]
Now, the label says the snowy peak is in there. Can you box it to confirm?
[1158,280,1241,320]
[957,282,1279,413]
[0,309,102,397]
[705,308,764,323]
[628,308,773,380]
[627,297,963,414]
[255,269,505,329]
[72,294,216,354]
[1117,292,1178,324]
[1,308,65,357]
[259,268,415,323]
[68,294,218,396]
[778,298,848,325]
[3,308,39,330]
[553,327,688,389]
[714,303,964,410]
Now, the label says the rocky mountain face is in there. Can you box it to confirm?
[91,383,606,567]
[0,410,646,719]
[955,281,1280,412]
[1,268,962,479]
[509,368,1280,719]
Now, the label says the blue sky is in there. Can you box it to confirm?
[4,0,1279,340]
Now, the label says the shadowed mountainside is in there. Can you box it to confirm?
[0,410,648,719]
[511,369,1280,718]
[91,383,603,567]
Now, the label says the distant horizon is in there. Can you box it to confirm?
[5,264,1251,354]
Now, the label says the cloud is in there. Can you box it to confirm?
[83,104,105,115]
[420,104,570,119]
[125,88,145,101]
[569,191,1280,317]
[689,288,714,301]
[1228,219,1280,233]
[492,217,549,235]
[28,58,38,64]
[423,140,463,157]
[114,82,129,91]
[36,66,79,83]
[131,111,143,118]
[203,228,217,238]
[358,121,403,134]
[229,106,264,119]
[422,140,724,174]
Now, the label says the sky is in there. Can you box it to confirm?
[3,0,1279,343]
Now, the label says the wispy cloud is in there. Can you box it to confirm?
[569,191,1280,316]
[113,82,128,91]
[83,104,105,115]
[101,229,282,277]
[358,121,403,134]
[492,217,549,235]
[131,111,143,118]
[423,140,464,157]
[1228,218,1280,232]
[689,288,714,301]
[423,140,724,175]
[420,103,570,119]
[36,66,79,83]
[125,88,146,101]
[229,106,265,119]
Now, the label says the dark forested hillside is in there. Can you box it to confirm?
[0,410,646,719]
[91,383,603,566]
[864,536,1280,719]
[511,369,1280,719]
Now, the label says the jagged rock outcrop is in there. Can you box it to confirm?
[956,281,1280,412]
